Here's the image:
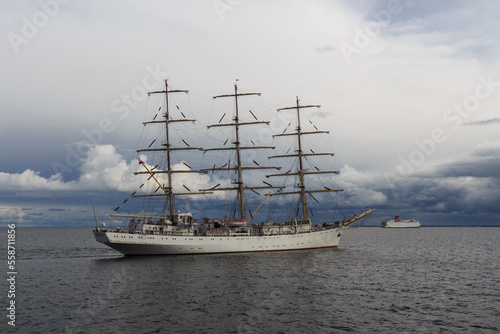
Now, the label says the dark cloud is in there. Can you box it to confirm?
[462,118,500,127]
[432,156,500,179]
[374,153,500,220]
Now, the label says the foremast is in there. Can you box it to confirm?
[120,79,210,224]
[202,83,281,221]
[268,97,343,221]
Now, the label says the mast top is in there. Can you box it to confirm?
[147,79,189,96]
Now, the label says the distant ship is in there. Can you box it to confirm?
[381,216,421,228]
[93,80,374,255]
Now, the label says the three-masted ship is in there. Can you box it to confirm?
[93,80,374,255]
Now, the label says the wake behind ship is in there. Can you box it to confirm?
[93,80,374,255]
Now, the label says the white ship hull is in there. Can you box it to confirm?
[93,228,345,255]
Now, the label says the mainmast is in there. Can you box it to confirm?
[268,97,343,221]
[202,83,281,221]
[133,79,209,224]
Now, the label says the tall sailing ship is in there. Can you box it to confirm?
[93,80,374,255]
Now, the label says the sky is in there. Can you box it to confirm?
[1,0,499,227]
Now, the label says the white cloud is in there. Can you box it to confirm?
[336,164,387,206]
[78,145,140,191]
[0,207,25,224]
[0,144,212,194]
[0,169,68,191]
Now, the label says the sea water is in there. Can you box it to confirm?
[1,227,499,333]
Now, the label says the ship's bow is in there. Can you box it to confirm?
[93,229,110,244]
